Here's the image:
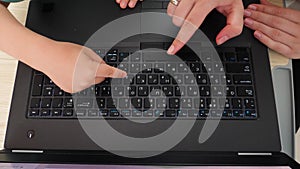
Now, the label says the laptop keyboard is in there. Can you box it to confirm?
[27,46,257,120]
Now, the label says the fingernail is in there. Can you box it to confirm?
[217,36,228,45]
[116,0,121,3]
[244,9,251,17]
[254,31,262,39]
[248,5,257,10]
[121,1,127,7]
[167,45,175,55]
[129,1,135,7]
[244,18,253,26]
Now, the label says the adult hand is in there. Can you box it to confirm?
[115,0,141,9]
[244,0,300,59]
[167,0,244,55]
[41,42,127,93]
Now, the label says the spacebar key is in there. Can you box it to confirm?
[142,52,179,62]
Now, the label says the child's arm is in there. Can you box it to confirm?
[0,4,126,93]
[244,0,300,59]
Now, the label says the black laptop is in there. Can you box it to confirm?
[3,0,299,167]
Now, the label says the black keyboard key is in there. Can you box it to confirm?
[184,74,196,84]
[63,109,73,117]
[190,63,201,73]
[237,52,250,62]
[187,86,199,96]
[76,110,86,117]
[219,98,231,109]
[52,98,63,108]
[44,77,54,85]
[245,110,257,118]
[126,86,136,96]
[209,74,220,84]
[43,86,54,96]
[138,86,149,96]
[162,86,173,96]
[211,110,222,118]
[131,98,142,109]
[30,98,41,108]
[154,63,165,73]
[119,98,130,108]
[144,98,155,109]
[121,110,131,117]
[52,110,62,116]
[156,98,167,108]
[99,109,109,117]
[175,86,185,96]
[160,74,171,84]
[28,109,39,117]
[76,98,93,108]
[96,98,105,108]
[63,98,74,108]
[212,86,224,96]
[225,52,236,62]
[188,110,198,117]
[178,110,188,117]
[232,98,242,109]
[136,75,147,84]
[226,86,236,97]
[132,110,142,117]
[196,74,208,84]
[182,98,193,108]
[226,63,251,73]
[244,98,255,109]
[142,63,152,73]
[130,52,141,62]
[233,75,252,85]
[206,98,218,109]
[41,98,52,108]
[222,110,233,117]
[200,86,210,96]
[106,53,118,63]
[107,98,117,108]
[150,86,162,96]
[40,109,50,116]
[178,63,189,73]
[233,110,244,117]
[154,110,165,117]
[119,52,129,62]
[88,109,98,117]
[237,86,254,96]
[148,74,158,84]
[130,63,141,73]
[165,110,177,117]
[143,110,154,117]
[32,75,44,96]
[101,86,111,96]
[54,87,64,96]
[166,63,177,73]
[172,74,183,84]
[112,86,125,96]
[169,98,180,109]
[110,109,120,117]
[199,110,209,118]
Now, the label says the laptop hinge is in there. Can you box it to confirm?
[238,152,272,156]
[12,150,43,154]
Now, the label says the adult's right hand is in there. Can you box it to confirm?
[167,0,244,55]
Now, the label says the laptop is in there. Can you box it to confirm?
[3,0,299,167]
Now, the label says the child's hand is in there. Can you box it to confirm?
[244,0,300,59]
[41,42,127,93]
[115,0,141,9]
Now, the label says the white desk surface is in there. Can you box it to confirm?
[0,0,299,163]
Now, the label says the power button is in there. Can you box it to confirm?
[27,130,35,139]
